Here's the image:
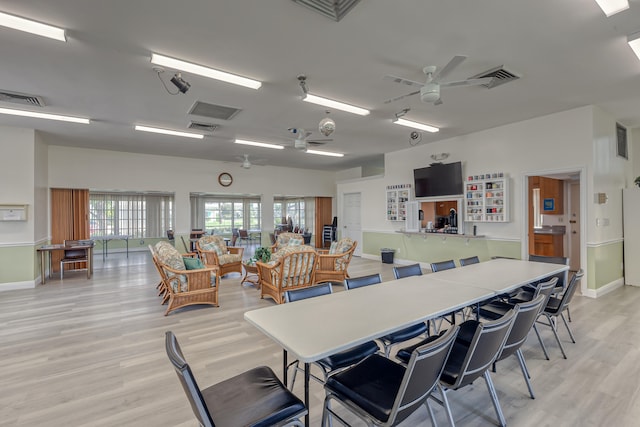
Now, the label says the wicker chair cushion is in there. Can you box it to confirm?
[288,238,303,246]
[268,245,316,287]
[199,235,225,256]
[155,241,189,291]
[219,253,242,265]
[332,238,355,270]
[274,232,304,251]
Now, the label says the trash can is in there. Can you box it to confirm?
[381,248,395,264]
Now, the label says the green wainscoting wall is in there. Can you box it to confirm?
[0,244,36,284]
[586,241,624,290]
[362,232,521,264]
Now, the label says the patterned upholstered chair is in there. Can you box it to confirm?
[151,241,219,316]
[315,238,357,285]
[257,245,317,304]
[271,232,305,253]
[196,235,244,277]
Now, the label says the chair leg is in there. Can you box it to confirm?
[483,371,507,427]
[288,360,299,391]
[566,306,572,322]
[532,323,550,360]
[437,383,456,427]
[545,313,568,359]
[516,349,535,399]
[425,399,438,427]
[560,312,576,343]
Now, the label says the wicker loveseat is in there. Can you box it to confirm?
[315,238,357,285]
[151,241,219,316]
[196,235,244,277]
[256,245,317,304]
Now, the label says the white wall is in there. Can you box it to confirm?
[34,132,48,243]
[48,146,337,234]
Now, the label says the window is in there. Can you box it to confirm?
[191,195,261,234]
[532,188,542,229]
[274,198,305,230]
[89,192,174,238]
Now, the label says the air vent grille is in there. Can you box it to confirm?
[470,66,520,89]
[0,90,45,107]
[188,101,241,120]
[188,121,218,132]
[292,0,362,21]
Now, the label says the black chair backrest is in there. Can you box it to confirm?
[459,256,480,266]
[167,230,175,240]
[528,254,569,290]
[545,269,584,315]
[497,295,546,361]
[431,260,456,272]
[393,264,422,279]
[63,240,88,259]
[344,273,382,290]
[450,308,517,389]
[165,331,214,427]
[391,326,459,424]
[284,283,333,303]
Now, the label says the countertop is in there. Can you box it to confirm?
[534,226,566,235]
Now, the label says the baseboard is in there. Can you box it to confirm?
[0,280,37,291]
[582,277,624,298]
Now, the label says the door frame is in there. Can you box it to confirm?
[342,192,362,257]
[522,167,588,297]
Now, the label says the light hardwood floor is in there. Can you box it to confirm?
[1,251,639,426]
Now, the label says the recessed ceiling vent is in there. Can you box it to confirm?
[188,121,218,133]
[292,0,362,21]
[188,101,241,120]
[470,66,520,89]
[0,90,45,107]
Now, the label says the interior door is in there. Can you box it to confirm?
[569,182,581,272]
[343,192,362,257]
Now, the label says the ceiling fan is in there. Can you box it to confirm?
[236,154,266,169]
[383,55,493,105]
[287,128,333,150]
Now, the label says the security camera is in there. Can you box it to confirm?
[410,131,421,140]
[170,73,191,94]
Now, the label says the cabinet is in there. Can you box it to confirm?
[464,177,509,222]
[533,233,563,257]
[386,185,411,221]
[539,177,563,214]
[435,201,457,216]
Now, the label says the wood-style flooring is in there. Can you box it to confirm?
[1,251,639,426]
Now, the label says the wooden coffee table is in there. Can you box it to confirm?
[242,262,260,289]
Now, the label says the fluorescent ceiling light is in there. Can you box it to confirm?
[303,94,369,116]
[628,32,640,60]
[305,149,344,157]
[594,0,629,16]
[151,53,261,90]
[135,125,204,139]
[234,139,284,150]
[0,11,66,41]
[0,107,88,124]
[392,118,439,133]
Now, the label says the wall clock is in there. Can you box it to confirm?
[218,172,233,187]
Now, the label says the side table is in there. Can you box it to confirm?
[242,262,260,289]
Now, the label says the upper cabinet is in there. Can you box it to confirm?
[539,177,564,214]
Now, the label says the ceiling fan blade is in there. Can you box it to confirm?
[433,98,443,106]
[383,75,424,88]
[433,55,467,81]
[307,140,331,146]
[303,130,312,139]
[440,77,494,88]
[383,90,420,104]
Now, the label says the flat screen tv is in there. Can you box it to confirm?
[414,161,463,198]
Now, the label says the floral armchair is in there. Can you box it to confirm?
[151,241,219,316]
[315,238,357,285]
[256,245,317,304]
[196,235,244,277]
[271,232,306,253]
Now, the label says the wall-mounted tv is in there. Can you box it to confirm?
[414,161,463,198]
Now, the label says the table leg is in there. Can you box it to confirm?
[104,240,108,259]
[40,251,46,285]
[283,349,288,386]
[87,247,93,279]
[304,363,310,427]
[126,238,129,258]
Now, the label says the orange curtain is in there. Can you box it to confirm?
[314,197,332,248]
[50,188,89,272]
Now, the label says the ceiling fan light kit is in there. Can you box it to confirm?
[594,0,629,16]
[150,53,262,89]
[0,11,66,41]
[234,138,284,150]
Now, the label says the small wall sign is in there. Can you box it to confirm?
[543,198,555,211]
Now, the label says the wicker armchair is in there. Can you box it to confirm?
[315,238,357,284]
[257,245,317,304]
[151,242,219,316]
[271,232,305,253]
[196,235,244,277]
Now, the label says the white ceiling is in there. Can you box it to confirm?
[2,0,640,171]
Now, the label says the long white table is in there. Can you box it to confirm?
[91,235,131,261]
[244,258,568,426]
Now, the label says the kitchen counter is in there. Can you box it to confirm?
[534,226,565,235]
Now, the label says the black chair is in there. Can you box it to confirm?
[480,277,558,361]
[392,263,423,279]
[322,326,459,427]
[493,295,547,399]
[60,239,92,279]
[349,268,429,357]
[165,331,306,427]
[537,269,584,359]
[517,255,569,299]
[344,273,382,290]
[430,259,456,272]
[284,284,380,390]
[459,256,480,266]
[166,229,175,246]
[436,309,517,427]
